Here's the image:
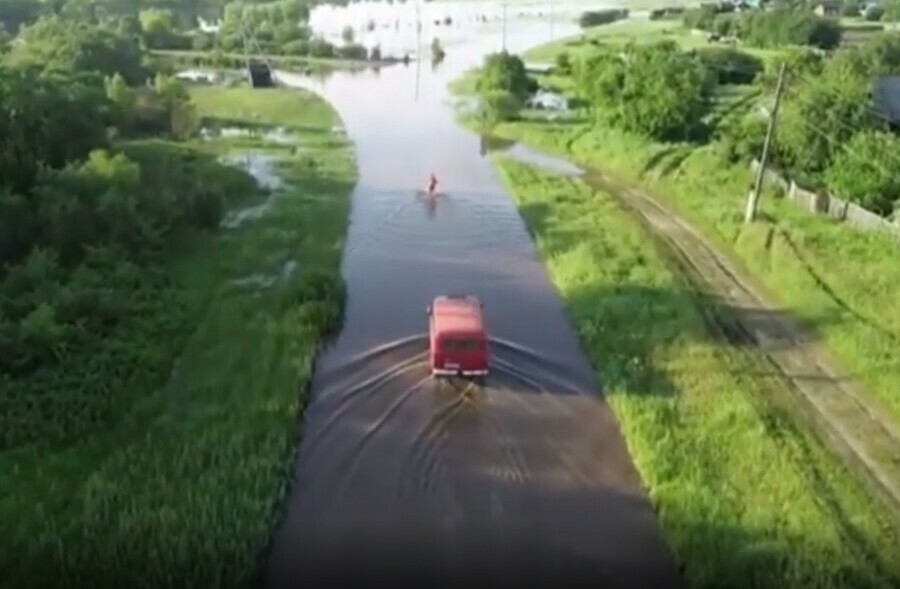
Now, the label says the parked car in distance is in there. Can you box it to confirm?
[426,295,490,379]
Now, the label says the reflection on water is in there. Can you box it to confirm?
[307,0,601,58]
[266,14,679,589]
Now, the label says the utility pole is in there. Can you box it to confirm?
[550,0,555,42]
[745,62,787,224]
[501,1,507,51]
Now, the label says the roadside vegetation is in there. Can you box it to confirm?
[495,158,900,589]
[0,5,356,587]
[458,13,900,428]
[0,0,388,70]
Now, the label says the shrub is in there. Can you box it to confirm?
[864,4,885,20]
[692,47,764,84]
[480,90,523,124]
[336,43,367,60]
[476,51,535,99]
[578,9,629,28]
[555,51,572,75]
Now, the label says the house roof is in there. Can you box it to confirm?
[873,76,900,124]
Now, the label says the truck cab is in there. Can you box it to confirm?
[426,295,489,379]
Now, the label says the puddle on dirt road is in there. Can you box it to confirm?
[266,16,679,589]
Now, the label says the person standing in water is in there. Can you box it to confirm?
[427,172,438,196]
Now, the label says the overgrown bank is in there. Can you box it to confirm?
[0,86,356,588]
[494,157,900,589]
[458,19,900,427]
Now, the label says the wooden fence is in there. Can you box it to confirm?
[750,160,900,242]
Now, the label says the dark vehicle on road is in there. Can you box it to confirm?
[427,295,489,378]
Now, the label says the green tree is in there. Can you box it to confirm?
[139,8,177,49]
[8,16,147,84]
[776,57,871,175]
[578,42,714,140]
[476,51,534,100]
[824,130,900,215]
[105,73,134,135]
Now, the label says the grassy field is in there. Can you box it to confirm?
[151,48,391,74]
[495,157,900,589]
[0,87,356,588]
[460,19,900,428]
[524,18,784,63]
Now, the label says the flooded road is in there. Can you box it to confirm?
[266,19,681,589]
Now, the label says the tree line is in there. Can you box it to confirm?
[0,12,257,448]
[0,0,374,64]
[475,30,900,218]
[683,4,843,49]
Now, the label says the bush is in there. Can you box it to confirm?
[555,51,572,75]
[369,45,381,61]
[308,37,335,58]
[824,130,900,215]
[716,114,767,163]
[687,7,843,49]
[576,42,713,141]
[578,9,629,28]
[864,4,885,20]
[282,39,310,56]
[480,90,523,124]
[192,32,215,51]
[336,43,367,60]
[476,51,535,99]
[842,1,861,16]
[692,47,764,84]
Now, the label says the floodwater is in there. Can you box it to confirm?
[265,16,680,589]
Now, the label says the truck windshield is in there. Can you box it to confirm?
[441,339,482,353]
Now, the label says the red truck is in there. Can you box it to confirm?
[426,295,490,379]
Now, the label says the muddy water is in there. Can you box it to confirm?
[266,19,680,589]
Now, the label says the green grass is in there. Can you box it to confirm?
[456,17,900,426]
[524,18,788,64]
[494,157,900,589]
[151,48,387,73]
[486,118,900,427]
[0,87,356,588]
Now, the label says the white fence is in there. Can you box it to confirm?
[750,160,900,242]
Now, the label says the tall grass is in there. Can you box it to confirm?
[0,87,357,588]
[490,118,900,425]
[495,158,900,589]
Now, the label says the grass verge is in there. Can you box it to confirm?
[486,117,900,426]
[494,157,900,589]
[0,86,356,588]
[455,18,900,424]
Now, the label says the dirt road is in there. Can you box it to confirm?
[265,21,680,589]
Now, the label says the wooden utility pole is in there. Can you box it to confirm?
[745,62,787,224]
[501,1,508,51]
